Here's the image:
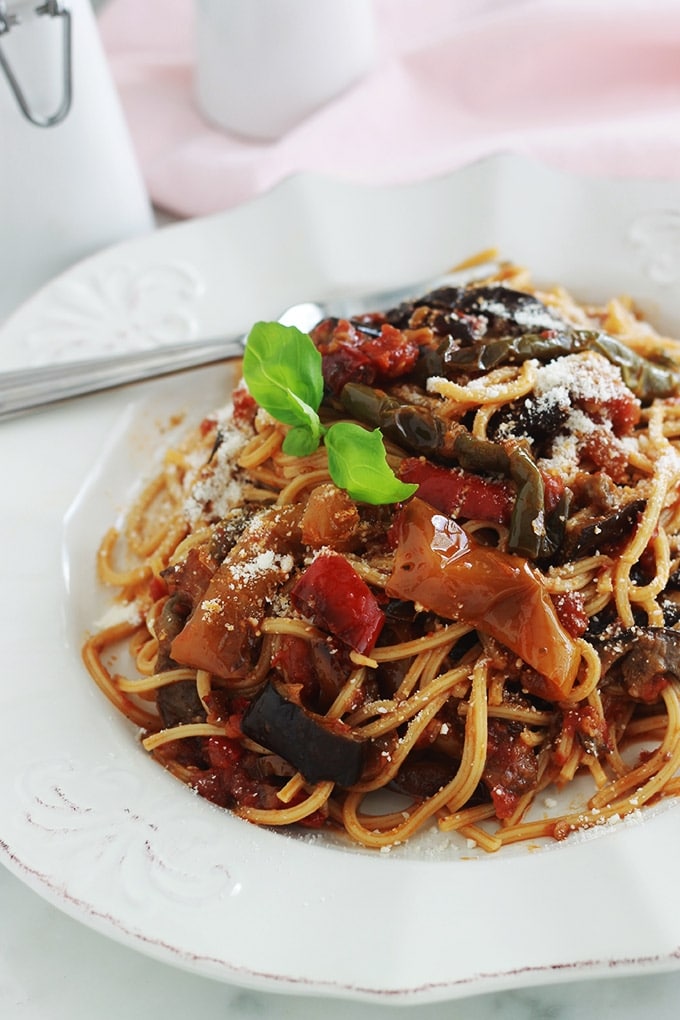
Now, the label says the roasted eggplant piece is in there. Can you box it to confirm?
[489,394,571,448]
[454,285,568,336]
[600,626,680,702]
[155,592,193,671]
[562,499,645,562]
[241,681,367,786]
[157,679,207,728]
[391,753,456,799]
[385,284,566,338]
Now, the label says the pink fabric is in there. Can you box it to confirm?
[98,0,680,218]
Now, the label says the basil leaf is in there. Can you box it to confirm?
[283,424,324,457]
[243,322,324,428]
[325,423,418,505]
[242,320,417,505]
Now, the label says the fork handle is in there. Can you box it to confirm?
[0,334,246,423]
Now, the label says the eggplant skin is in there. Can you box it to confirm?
[600,626,680,702]
[241,682,366,787]
[157,679,207,728]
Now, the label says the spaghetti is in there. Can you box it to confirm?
[83,255,680,851]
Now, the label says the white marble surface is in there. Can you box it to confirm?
[4,860,680,1019]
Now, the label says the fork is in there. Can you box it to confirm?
[0,267,493,422]
[0,301,329,423]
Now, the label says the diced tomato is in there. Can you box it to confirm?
[398,458,514,524]
[488,785,521,820]
[321,344,376,395]
[601,390,641,436]
[194,759,276,811]
[551,591,588,638]
[291,552,385,654]
[559,705,611,761]
[575,704,610,748]
[206,735,243,769]
[271,635,315,683]
[540,471,565,514]
[363,323,421,378]
[311,318,420,395]
[483,719,538,820]
[199,416,218,438]
[272,633,354,712]
[298,811,328,829]
[385,498,581,696]
[231,381,259,427]
[580,429,629,483]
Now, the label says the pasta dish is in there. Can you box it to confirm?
[83,253,680,853]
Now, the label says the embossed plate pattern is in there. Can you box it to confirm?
[2,156,680,1004]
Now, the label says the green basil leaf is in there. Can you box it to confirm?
[325,422,418,505]
[243,321,324,429]
[242,320,417,505]
[282,423,324,457]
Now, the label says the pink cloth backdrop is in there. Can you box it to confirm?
[99,0,680,218]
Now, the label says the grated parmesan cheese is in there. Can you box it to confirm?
[95,600,142,630]
[230,550,295,583]
[528,353,634,481]
[533,350,625,404]
[183,420,247,525]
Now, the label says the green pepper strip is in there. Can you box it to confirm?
[589,333,680,403]
[507,446,546,559]
[454,432,510,475]
[338,382,401,426]
[343,388,570,560]
[456,435,569,560]
[447,329,680,403]
[339,382,458,460]
[456,435,546,560]
[447,331,592,372]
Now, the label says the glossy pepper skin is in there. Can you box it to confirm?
[385,498,581,696]
[291,551,385,655]
[398,457,514,524]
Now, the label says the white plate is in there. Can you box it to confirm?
[3,155,680,1005]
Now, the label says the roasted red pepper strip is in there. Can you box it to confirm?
[398,458,514,524]
[386,498,580,696]
[291,551,384,654]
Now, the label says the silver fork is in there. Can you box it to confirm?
[0,267,493,422]
[0,300,330,423]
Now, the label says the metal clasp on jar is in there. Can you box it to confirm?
[0,1,72,127]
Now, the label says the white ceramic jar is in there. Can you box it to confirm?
[0,0,153,322]
[194,0,376,141]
